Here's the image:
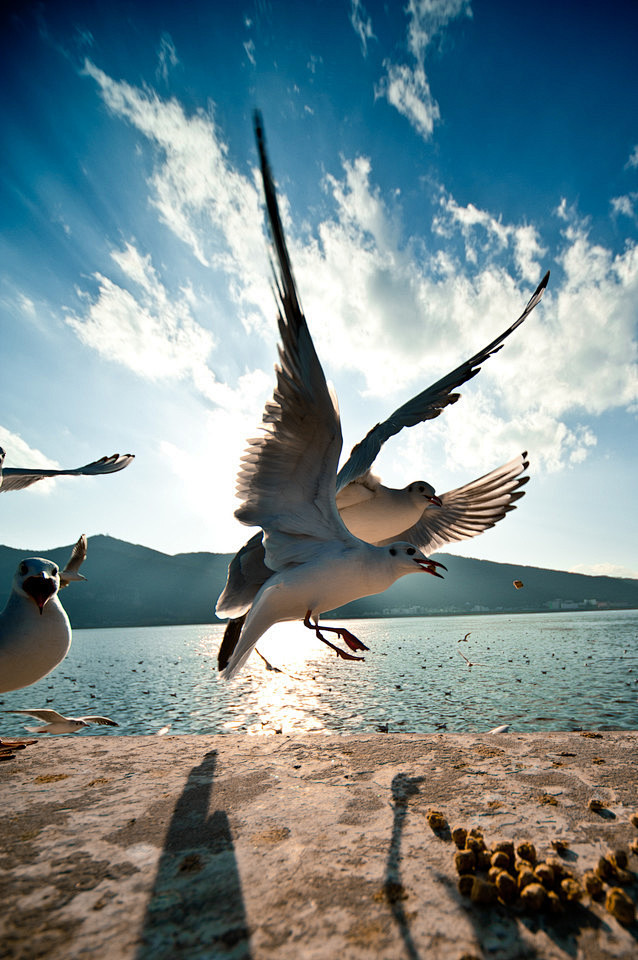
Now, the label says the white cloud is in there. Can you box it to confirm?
[83,59,269,324]
[350,0,375,57]
[376,63,440,139]
[625,144,638,170]
[0,427,59,495]
[611,192,638,221]
[71,64,638,485]
[375,0,471,139]
[156,33,178,84]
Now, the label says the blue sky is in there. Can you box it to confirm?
[1,0,637,579]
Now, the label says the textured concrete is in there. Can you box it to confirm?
[1,732,638,959]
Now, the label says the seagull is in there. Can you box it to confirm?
[459,632,471,643]
[0,536,88,693]
[216,114,548,668]
[459,650,484,670]
[0,449,134,492]
[217,114,443,680]
[5,709,118,734]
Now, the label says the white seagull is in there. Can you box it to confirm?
[5,709,118,734]
[0,450,134,492]
[216,114,548,670]
[218,115,443,680]
[0,535,88,693]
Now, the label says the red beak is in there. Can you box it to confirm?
[414,558,446,578]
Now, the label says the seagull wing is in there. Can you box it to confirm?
[60,534,88,589]
[376,453,529,554]
[336,273,548,492]
[0,453,135,492]
[5,708,67,722]
[234,114,347,571]
[79,716,118,726]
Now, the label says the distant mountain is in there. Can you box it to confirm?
[0,534,636,629]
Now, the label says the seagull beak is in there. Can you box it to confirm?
[414,558,445,578]
[23,575,57,614]
[428,495,443,507]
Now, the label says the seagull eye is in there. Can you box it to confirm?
[52,567,58,576]
[19,562,27,575]
[389,547,397,556]
[407,547,415,555]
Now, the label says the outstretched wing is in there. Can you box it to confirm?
[234,113,348,571]
[5,708,66,722]
[336,273,548,492]
[81,716,118,726]
[0,453,135,492]
[376,453,529,554]
[60,534,88,589]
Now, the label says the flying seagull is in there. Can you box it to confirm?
[0,449,134,492]
[216,114,548,668]
[459,650,484,670]
[217,114,443,680]
[5,709,118,734]
[0,535,88,693]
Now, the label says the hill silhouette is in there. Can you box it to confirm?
[0,535,636,629]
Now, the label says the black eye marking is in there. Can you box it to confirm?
[389,547,397,556]
[19,562,28,575]
[52,567,58,576]
[407,547,415,555]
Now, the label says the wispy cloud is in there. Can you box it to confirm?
[156,32,179,84]
[65,242,269,413]
[350,0,375,57]
[625,144,638,170]
[0,427,59,494]
[83,58,268,320]
[375,0,472,139]
[611,192,638,222]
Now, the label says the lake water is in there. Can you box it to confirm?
[1,610,637,737]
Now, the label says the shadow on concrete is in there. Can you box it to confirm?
[135,750,252,960]
[385,773,425,960]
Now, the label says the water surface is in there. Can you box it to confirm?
[2,610,636,736]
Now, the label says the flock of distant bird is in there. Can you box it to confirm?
[0,112,548,741]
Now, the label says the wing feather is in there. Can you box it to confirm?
[376,453,530,554]
[0,454,134,492]
[234,114,348,570]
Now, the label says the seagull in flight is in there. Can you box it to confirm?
[0,450,134,492]
[216,114,548,670]
[218,114,443,680]
[5,709,118,734]
[0,535,88,693]
[459,650,484,670]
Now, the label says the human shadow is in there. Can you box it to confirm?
[385,773,425,960]
[135,750,253,960]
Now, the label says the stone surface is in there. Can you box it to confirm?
[1,731,638,959]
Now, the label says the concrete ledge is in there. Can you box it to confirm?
[2,732,638,959]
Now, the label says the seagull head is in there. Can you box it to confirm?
[406,481,442,509]
[14,558,60,614]
[385,542,446,578]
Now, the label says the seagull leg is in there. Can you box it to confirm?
[303,612,367,661]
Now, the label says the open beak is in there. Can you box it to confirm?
[414,558,446,578]
[428,495,443,508]
[23,576,57,614]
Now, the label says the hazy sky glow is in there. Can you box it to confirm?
[1,0,637,579]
